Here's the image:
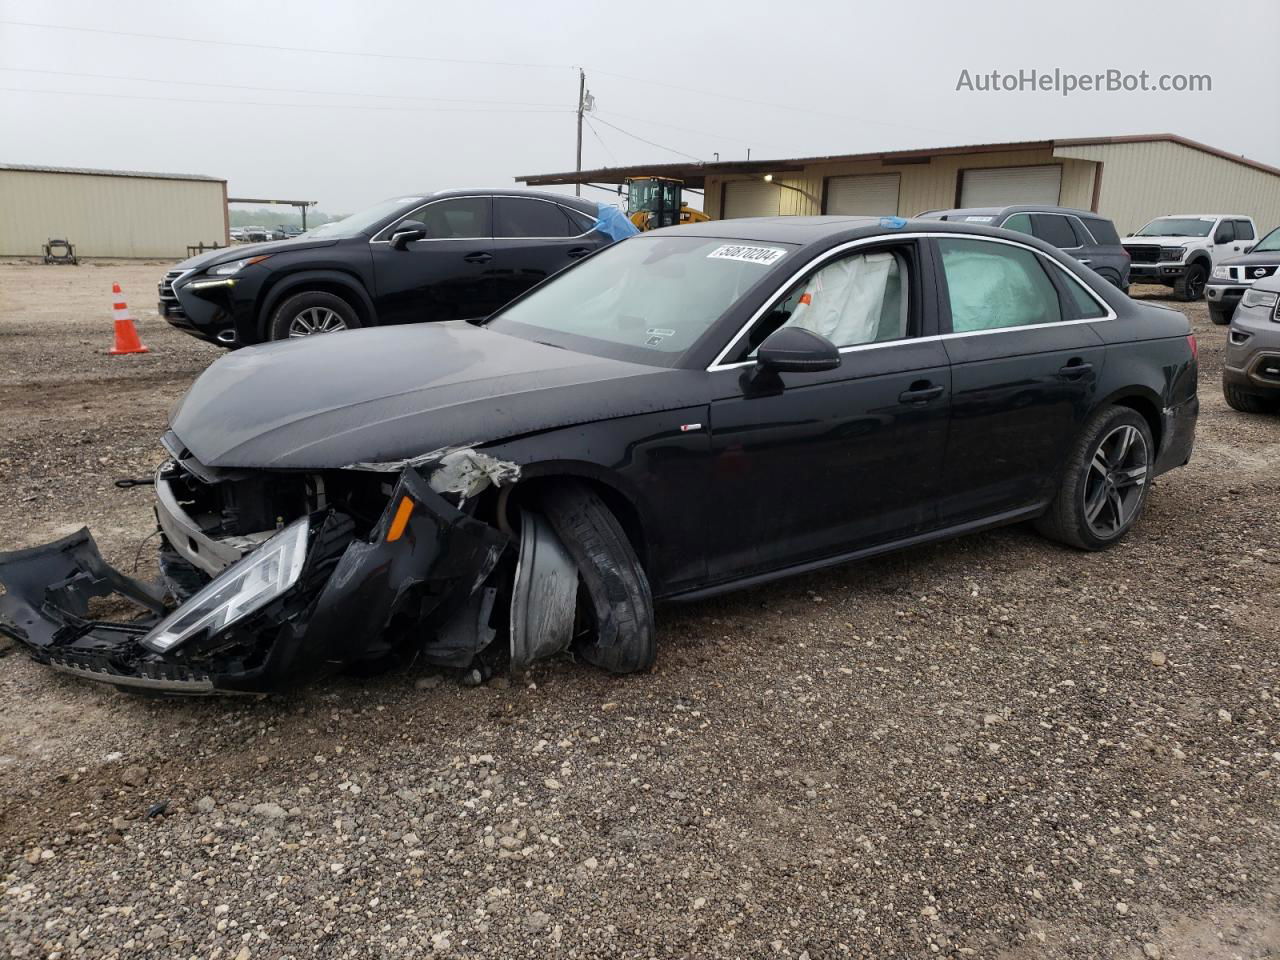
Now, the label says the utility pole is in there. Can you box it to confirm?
[575,68,586,197]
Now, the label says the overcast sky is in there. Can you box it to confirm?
[3,0,1278,214]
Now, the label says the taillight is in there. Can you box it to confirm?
[1187,333,1198,361]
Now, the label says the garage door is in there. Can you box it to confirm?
[824,173,900,216]
[959,165,1062,207]
[722,179,779,219]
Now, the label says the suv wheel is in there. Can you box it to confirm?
[1035,406,1154,551]
[267,291,360,341]
[1223,382,1277,413]
[1173,263,1207,301]
[1208,304,1232,326]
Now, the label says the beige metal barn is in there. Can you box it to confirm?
[0,164,228,259]
[519,134,1280,237]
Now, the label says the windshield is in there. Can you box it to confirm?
[1252,227,1280,253]
[302,196,424,239]
[1133,217,1214,238]
[485,235,795,365]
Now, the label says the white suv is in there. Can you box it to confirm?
[1122,215,1257,301]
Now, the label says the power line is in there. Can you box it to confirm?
[0,67,568,109]
[0,19,574,71]
[589,66,957,137]
[589,116,703,163]
[583,117,619,165]
[593,108,787,153]
[0,86,572,114]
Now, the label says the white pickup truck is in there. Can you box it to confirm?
[1121,214,1258,302]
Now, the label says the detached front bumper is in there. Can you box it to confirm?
[0,467,508,695]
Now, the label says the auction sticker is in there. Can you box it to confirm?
[707,244,787,266]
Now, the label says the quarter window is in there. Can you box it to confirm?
[418,197,489,239]
[746,249,909,354]
[495,197,580,237]
[938,238,1062,332]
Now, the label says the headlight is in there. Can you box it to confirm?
[1241,288,1279,310]
[1212,265,1229,279]
[143,518,309,653]
[1160,246,1186,261]
[210,254,271,276]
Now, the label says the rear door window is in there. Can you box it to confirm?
[938,237,1063,332]
[1234,219,1255,241]
[1081,217,1121,245]
[495,197,578,238]
[1031,214,1080,249]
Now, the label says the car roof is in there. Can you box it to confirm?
[919,204,1104,220]
[651,215,1072,249]
[1155,213,1250,219]
[425,187,599,216]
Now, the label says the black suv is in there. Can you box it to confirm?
[159,189,610,347]
[918,205,1130,292]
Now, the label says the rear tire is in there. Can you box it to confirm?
[267,291,360,342]
[1035,406,1154,551]
[537,481,656,674]
[1208,304,1232,325]
[1223,382,1277,413]
[1173,263,1207,302]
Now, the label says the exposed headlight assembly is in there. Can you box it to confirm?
[1241,288,1279,310]
[210,254,272,276]
[1160,246,1186,261]
[143,518,310,652]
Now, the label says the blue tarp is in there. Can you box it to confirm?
[593,203,640,242]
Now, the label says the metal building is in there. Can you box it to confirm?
[0,164,228,258]
[519,134,1280,236]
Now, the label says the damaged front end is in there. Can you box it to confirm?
[1,443,653,695]
[0,456,510,694]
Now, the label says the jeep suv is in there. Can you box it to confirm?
[1122,215,1257,302]
[1206,225,1280,324]
[158,189,614,347]
[1222,271,1280,412]
[917,205,1130,292]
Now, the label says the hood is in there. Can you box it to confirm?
[1250,273,1280,295]
[1122,235,1205,246]
[168,323,695,469]
[176,236,340,271]
[1215,249,1280,268]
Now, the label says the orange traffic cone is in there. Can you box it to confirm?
[108,282,149,355]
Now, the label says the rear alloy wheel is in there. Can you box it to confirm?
[1035,406,1154,550]
[1224,382,1278,413]
[267,291,360,342]
[1174,263,1207,301]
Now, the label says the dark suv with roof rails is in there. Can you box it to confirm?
[919,205,1130,293]
[157,189,619,347]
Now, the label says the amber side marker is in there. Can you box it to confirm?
[386,496,415,542]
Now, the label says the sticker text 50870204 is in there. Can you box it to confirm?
[707,244,787,266]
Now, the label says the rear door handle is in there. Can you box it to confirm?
[463,252,493,264]
[567,247,592,259]
[898,383,945,405]
[1058,360,1094,379]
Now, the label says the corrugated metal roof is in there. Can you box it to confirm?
[0,163,224,183]
[518,134,1280,187]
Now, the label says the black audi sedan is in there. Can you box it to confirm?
[158,189,617,347]
[2,216,1198,694]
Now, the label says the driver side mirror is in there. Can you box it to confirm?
[756,326,841,373]
[389,220,427,250]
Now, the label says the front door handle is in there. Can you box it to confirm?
[567,247,592,259]
[1058,359,1094,379]
[898,382,945,405]
[463,252,493,264]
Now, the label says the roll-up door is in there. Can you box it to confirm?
[958,165,1062,206]
[722,179,779,218]
[824,173,901,216]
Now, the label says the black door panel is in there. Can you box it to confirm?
[707,339,951,579]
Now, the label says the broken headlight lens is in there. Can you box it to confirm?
[142,518,310,653]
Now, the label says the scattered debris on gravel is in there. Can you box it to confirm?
[1,265,1277,958]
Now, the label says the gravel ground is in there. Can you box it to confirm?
[0,261,1277,960]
